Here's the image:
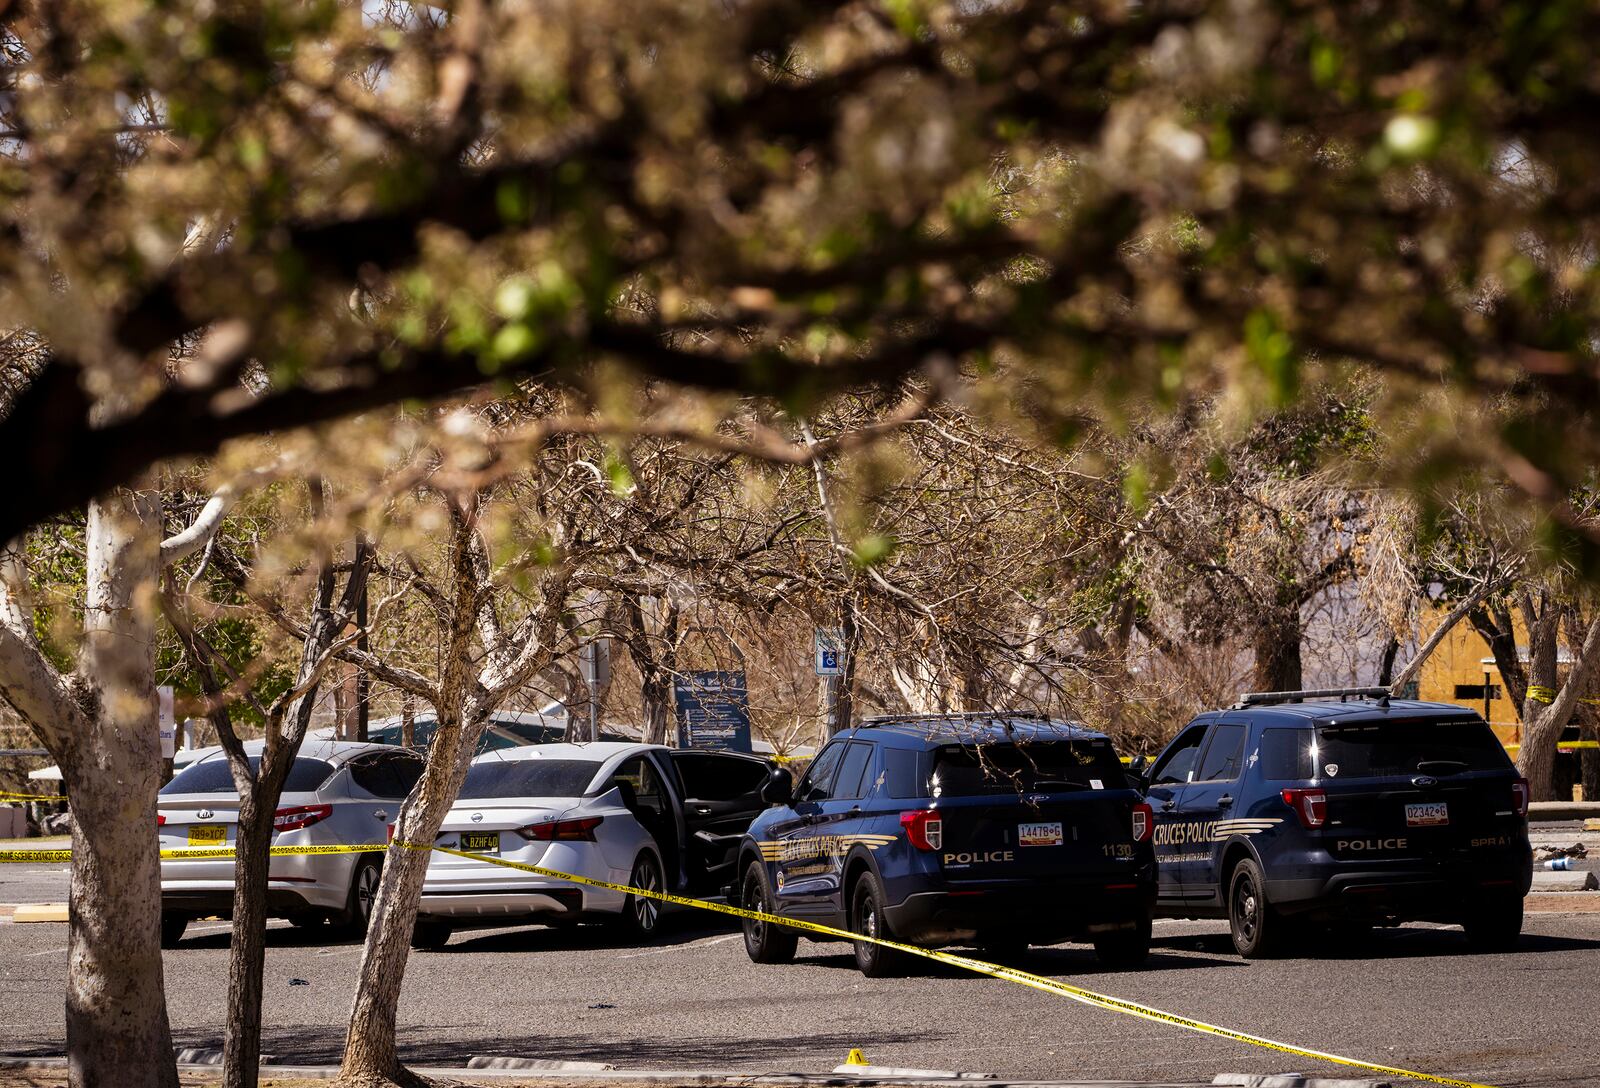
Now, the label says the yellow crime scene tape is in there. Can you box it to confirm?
[0,839,1495,1088]
[0,792,69,803]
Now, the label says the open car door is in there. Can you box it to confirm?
[668,750,772,892]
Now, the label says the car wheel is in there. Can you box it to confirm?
[410,917,454,951]
[741,862,798,965]
[160,911,189,949]
[1093,912,1153,968]
[1463,894,1523,952]
[339,855,383,937]
[1228,858,1285,959]
[850,871,909,978]
[614,852,665,939]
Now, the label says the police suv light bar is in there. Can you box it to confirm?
[1234,686,1393,709]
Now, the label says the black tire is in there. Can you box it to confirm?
[338,855,383,937]
[410,917,454,951]
[1227,858,1285,959]
[160,911,189,949]
[850,870,909,978]
[1093,912,1153,968]
[1463,894,1523,952]
[741,862,798,964]
[613,851,665,939]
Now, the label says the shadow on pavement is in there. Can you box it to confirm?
[442,912,741,954]
[173,911,743,954]
[1152,925,1600,960]
[793,943,1240,978]
[124,1026,941,1069]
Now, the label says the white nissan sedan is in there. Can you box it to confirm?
[158,740,425,946]
[413,741,771,949]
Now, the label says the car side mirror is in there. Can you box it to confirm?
[1126,754,1149,791]
[760,766,794,806]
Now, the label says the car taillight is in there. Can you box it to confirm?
[900,809,942,851]
[515,816,603,841]
[156,814,166,826]
[1512,778,1529,819]
[1131,802,1153,843]
[1281,788,1327,829]
[273,804,333,832]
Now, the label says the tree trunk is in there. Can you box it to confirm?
[67,492,179,1088]
[1251,608,1303,693]
[222,794,275,1088]
[820,605,859,736]
[339,705,482,1088]
[1520,704,1563,801]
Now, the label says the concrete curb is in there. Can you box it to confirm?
[1530,802,1600,821]
[11,903,67,923]
[0,1059,1386,1088]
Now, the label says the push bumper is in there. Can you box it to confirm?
[883,871,1157,946]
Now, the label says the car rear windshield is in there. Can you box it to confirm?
[930,741,1125,796]
[161,757,335,795]
[458,759,599,799]
[1260,719,1510,780]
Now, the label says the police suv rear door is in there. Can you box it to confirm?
[931,737,1142,884]
[1310,715,1524,866]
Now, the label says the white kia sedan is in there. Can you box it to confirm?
[413,741,771,949]
[157,739,425,946]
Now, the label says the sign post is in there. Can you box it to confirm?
[672,671,753,752]
[814,628,845,676]
[158,685,176,760]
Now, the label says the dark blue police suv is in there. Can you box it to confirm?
[737,713,1157,975]
[1140,688,1531,958]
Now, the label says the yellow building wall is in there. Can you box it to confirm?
[1412,609,1522,748]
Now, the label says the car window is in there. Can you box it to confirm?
[611,757,667,816]
[459,759,598,799]
[797,742,846,803]
[930,740,1124,796]
[674,753,768,801]
[1195,724,1247,782]
[1150,724,1209,786]
[1314,718,1511,778]
[881,748,922,799]
[832,743,875,800]
[348,752,425,798]
[161,756,335,795]
[1259,728,1307,781]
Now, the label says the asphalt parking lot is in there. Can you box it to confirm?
[4,855,1600,1088]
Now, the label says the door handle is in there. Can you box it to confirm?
[372,809,388,820]
[847,806,862,816]
[1217,795,1233,809]
[1160,800,1176,812]
[692,805,713,816]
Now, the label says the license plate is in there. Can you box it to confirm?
[187,824,226,846]
[1018,821,1064,847]
[459,831,499,854]
[1405,802,1449,827]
